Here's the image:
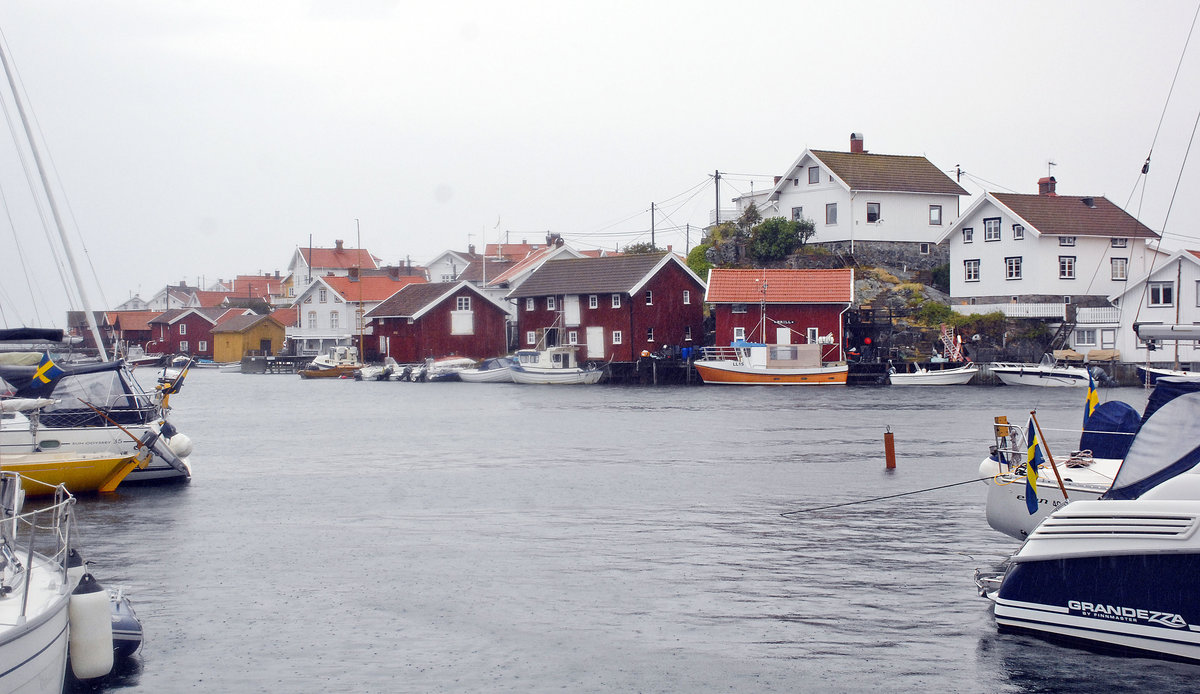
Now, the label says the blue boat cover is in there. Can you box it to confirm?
[1141,376,1200,425]
[1104,391,1200,500]
[1079,400,1140,459]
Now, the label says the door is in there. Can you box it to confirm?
[776,327,791,345]
[586,326,605,359]
[259,338,272,355]
[564,295,581,326]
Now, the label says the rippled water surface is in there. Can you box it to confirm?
[65,371,1199,692]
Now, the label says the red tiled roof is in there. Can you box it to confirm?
[991,193,1159,239]
[111,310,160,331]
[485,242,543,260]
[323,275,426,302]
[1189,250,1200,260]
[232,275,282,297]
[706,268,854,303]
[301,247,379,270]
[271,307,299,328]
[810,150,969,195]
[193,290,232,307]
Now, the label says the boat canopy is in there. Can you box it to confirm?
[1078,400,1140,460]
[1103,392,1200,500]
[10,359,155,426]
[1141,376,1200,425]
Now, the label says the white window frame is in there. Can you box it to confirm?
[1013,224,1024,240]
[962,228,973,244]
[1111,238,1128,248]
[646,327,655,342]
[806,327,819,343]
[179,340,189,352]
[826,203,837,225]
[179,323,187,335]
[733,327,746,341]
[1112,258,1128,281]
[1059,256,1076,280]
[198,340,207,352]
[984,218,1001,241]
[684,326,693,341]
[1149,281,1175,307]
[456,296,471,311]
[1075,329,1097,346]
[929,205,942,225]
[319,288,327,303]
[645,290,653,306]
[866,202,881,223]
[611,294,621,309]
[330,312,339,329]
[919,243,930,255]
[1005,256,1022,280]
[588,295,598,309]
[683,290,690,305]
[526,331,536,345]
[1059,236,1076,247]
[525,297,534,311]
[964,259,980,282]
[568,330,578,345]
[307,311,317,329]
[612,331,623,345]
[547,296,557,311]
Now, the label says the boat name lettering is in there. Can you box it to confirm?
[1067,600,1188,628]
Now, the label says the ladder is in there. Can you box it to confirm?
[939,323,963,361]
[1048,320,1076,352]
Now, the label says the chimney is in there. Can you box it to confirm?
[1082,196,1096,208]
[469,244,476,255]
[388,266,399,280]
[348,267,359,281]
[1038,176,1057,196]
[274,270,280,278]
[335,239,344,251]
[850,132,864,153]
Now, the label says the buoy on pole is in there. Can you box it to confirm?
[884,426,896,469]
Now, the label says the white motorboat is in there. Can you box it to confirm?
[0,355,192,483]
[458,357,516,383]
[978,391,1200,662]
[888,362,978,386]
[355,357,398,382]
[990,354,1092,387]
[0,472,116,691]
[1138,364,1196,385]
[425,356,477,382]
[510,346,604,385]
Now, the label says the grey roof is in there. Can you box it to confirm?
[365,282,461,318]
[508,253,679,298]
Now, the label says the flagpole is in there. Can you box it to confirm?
[1030,410,1069,500]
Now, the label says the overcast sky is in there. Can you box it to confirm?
[2,0,1198,327]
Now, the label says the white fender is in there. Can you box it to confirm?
[69,573,114,679]
[168,432,194,459]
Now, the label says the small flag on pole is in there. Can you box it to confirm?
[29,351,65,391]
[1025,416,1044,515]
[1083,370,1099,428]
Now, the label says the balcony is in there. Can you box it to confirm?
[950,303,1121,324]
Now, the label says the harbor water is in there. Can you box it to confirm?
[66,371,1199,692]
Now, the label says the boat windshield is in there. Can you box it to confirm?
[21,363,155,426]
[1104,391,1200,499]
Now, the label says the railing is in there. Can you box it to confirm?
[709,209,739,225]
[1077,306,1121,324]
[950,302,1122,323]
[1,472,74,620]
[699,346,748,363]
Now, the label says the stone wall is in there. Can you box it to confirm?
[820,240,948,272]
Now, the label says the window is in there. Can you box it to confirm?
[307,311,317,329]
[962,228,974,243]
[1005,256,1022,280]
[588,295,598,309]
[1064,296,1072,304]
[179,323,187,335]
[440,274,454,282]
[525,298,534,311]
[547,297,557,311]
[612,331,623,345]
[198,340,207,352]
[456,296,471,311]
[1149,281,1174,307]
[683,290,690,305]
[526,331,536,345]
[1112,258,1128,280]
[1013,224,1024,240]
[929,205,942,225]
[611,294,621,308]
[866,202,880,223]
[732,303,747,314]
[791,206,803,222]
[826,203,837,225]
[288,287,295,298]
[334,295,343,303]
[964,259,980,282]
[1102,328,1117,349]
[806,327,819,343]
[984,218,1001,241]
[684,326,693,341]
[319,289,327,303]
[646,328,655,342]
[808,166,820,184]
[1111,237,1128,248]
[1059,256,1076,279]
[645,290,653,305]
[919,243,930,255]
[179,340,188,352]
[1059,236,1076,246]
[568,330,578,345]
[733,327,745,341]
[1075,329,1097,346]
[330,312,339,329]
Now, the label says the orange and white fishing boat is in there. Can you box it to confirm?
[693,343,847,385]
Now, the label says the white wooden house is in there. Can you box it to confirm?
[1108,250,1200,367]
[278,240,381,304]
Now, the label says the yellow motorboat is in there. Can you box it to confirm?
[0,450,149,496]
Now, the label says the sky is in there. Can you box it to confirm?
[1,0,1198,328]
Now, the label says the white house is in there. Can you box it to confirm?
[731,133,968,268]
[1108,250,1200,367]
[278,240,381,304]
[425,249,480,284]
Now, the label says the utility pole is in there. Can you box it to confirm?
[650,202,656,248]
[714,170,721,225]
[686,224,690,254]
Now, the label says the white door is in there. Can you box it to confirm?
[564,295,581,326]
[776,327,791,345]
[586,326,605,358]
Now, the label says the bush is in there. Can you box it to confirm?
[687,243,713,279]
[747,217,801,262]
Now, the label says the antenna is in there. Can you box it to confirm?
[1047,160,1057,177]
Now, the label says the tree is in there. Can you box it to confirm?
[623,242,661,254]
[687,243,713,279]
[735,203,762,238]
[748,216,804,262]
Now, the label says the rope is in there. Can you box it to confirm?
[780,477,988,516]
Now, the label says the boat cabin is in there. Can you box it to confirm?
[514,345,584,370]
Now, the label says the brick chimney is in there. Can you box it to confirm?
[1038,176,1057,196]
[335,239,344,251]
[850,132,864,153]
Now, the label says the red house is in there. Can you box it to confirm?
[508,253,706,362]
[706,268,854,362]
[148,307,240,358]
[364,281,510,362]
[110,310,160,351]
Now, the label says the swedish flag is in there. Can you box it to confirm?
[1025,416,1044,515]
[30,351,65,390]
[1083,371,1099,428]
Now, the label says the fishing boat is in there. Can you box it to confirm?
[0,353,193,483]
[298,345,363,379]
[510,346,604,385]
[0,472,116,691]
[989,353,1092,387]
[888,362,978,386]
[693,343,847,385]
[458,357,516,383]
[977,390,1200,663]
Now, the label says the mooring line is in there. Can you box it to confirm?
[781,477,989,516]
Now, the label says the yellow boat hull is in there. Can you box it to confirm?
[1,451,147,496]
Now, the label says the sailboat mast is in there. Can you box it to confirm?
[0,41,108,360]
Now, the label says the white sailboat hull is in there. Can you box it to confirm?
[0,579,70,694]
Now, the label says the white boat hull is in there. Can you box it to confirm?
[0,586,70,694]
[510,368,603,385]
[889,364,978,385]
[0,421,189,483]
[991,363,1089,387]
[978,455,1120,540]
[458,367,514,383]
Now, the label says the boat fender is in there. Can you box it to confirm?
[66,547,85,584]
[69,573,114,679]
[168,433,194,459]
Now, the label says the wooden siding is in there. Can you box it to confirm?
[151,314,216,358]
[213,322,285,362]
[371,288,509,362]
[713,303,846,361]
